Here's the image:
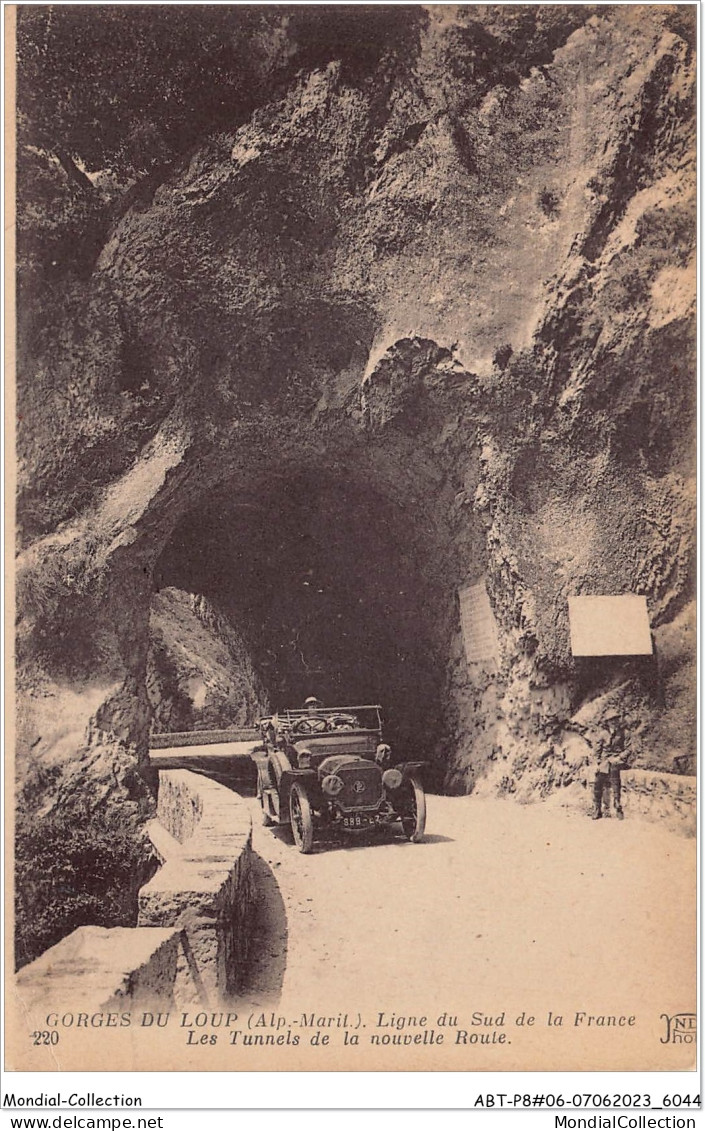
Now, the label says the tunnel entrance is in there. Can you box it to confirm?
[154,458,463,762]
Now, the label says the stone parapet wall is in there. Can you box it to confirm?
[153,768,204,844]
[562,768,695,836]
[15,771,255,1010]
[150,727,260,749]
[14,925,185,1013]
[138,770,254,1001]
[621,769,696,836]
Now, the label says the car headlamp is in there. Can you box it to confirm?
[382,768,403,791]
[376,743,392,767]
[297,749,312,769]
[322,773,344,796]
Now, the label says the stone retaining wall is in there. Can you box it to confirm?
[568,768,696,835]
[153,768,205,844]
[15,770,255,1009]
[621,768,696,836]
[138,770,255,1002]
[150,728,260,748]
[14,926,184,1012]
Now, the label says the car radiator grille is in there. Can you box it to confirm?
[336,765,383,809]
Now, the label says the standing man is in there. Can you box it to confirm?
[590,711,627,819]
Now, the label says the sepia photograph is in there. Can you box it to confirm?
[5,1,697,1074]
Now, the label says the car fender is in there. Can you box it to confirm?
[279,768,320,820]
[268,750,293,784]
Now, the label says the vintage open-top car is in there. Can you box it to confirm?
[253,704,426,853]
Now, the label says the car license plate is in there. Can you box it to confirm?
[342,814,373,829]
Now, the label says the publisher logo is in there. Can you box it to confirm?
[660,1012,696,1044]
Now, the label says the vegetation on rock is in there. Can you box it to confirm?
[15,765,156,967]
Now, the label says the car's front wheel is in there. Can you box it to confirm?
[289,782,314,853]
[400,776,426,842]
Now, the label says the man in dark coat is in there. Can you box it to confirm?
[590,711,627,819]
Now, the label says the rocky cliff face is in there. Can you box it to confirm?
[15,6,695,957]
[147,588,269,732]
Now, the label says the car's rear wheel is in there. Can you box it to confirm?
[289,782,314,853]
[400,776,426,842]
[256,764,275,826]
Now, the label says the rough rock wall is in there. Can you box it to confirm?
[147,587,269,732]
[15,6,695,957]
[442,12,696,794]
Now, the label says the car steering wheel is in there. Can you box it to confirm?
[293,716,328,734]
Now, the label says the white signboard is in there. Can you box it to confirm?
[458,580,499,666]
[568,594,653,657]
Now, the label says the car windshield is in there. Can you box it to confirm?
[279,704,382,734]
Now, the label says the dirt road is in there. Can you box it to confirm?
[238,793,695,1069]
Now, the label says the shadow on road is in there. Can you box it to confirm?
[240,852,288,1005]
[299,830,456,854]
